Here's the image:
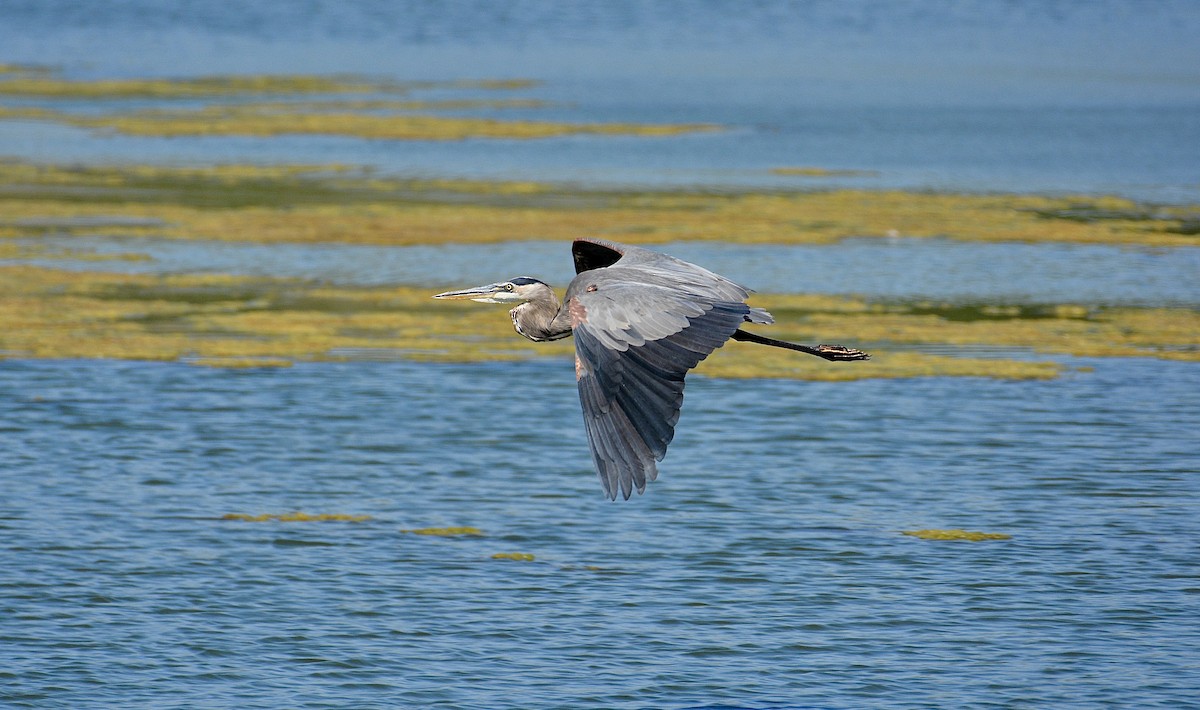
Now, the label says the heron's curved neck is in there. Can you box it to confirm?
[511,292,572,342]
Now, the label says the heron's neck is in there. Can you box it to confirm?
[511,295,572,342]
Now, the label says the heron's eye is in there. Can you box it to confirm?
[504,283,515,292]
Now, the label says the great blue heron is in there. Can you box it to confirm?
[434,238,869,500]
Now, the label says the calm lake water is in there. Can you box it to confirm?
[3,1,1200,708]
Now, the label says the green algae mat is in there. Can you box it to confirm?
[1,64,1196,380]
[0,67,714,141]
[2,160,1196,248]
[2,158,1197,378]
[2,265,1195,379]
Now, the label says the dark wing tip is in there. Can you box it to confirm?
[572,239,625,274]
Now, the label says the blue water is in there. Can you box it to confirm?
[1,1,1199,200]
[2,358,1198,708]
[10,236,1200,308]
[3,1,1200,707]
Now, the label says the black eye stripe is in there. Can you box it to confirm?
[508,277,544,286]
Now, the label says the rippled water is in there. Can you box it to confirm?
[2,1,1199,200]
[2,358,1198,708]
[3,1,1200,707]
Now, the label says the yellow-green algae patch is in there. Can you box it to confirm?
[0,106,59,121]
[67,105,719,141]
[2,160,1196,247]
[402,527,485,537]
[903,529,1012,541]
[0,68,718,140]
[0,67,539,98]
[3,265,1195,380]
[0,63,56,79]
[0,265,562,365]
[224,98,549,113]
[223,512,372,522]
[491,552,536,561]
[0,72,392,98]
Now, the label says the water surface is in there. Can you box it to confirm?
[2,1,1199,201]
[2,357,1197,708]
[11,236,1200,307]
[3,2,1199,707]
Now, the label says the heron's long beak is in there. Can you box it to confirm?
[432,283,507,303]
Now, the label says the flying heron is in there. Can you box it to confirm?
[434,238,869,500]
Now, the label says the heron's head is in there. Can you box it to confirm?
[432,276,550,305]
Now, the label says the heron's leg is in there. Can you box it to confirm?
[731,329,870,361]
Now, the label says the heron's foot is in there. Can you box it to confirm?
[816,344,870,361]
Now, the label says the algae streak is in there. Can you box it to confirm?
[3,160,1197,248]
[0,69,717,140]
[4,265,1195,379]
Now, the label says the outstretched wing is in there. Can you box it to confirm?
[567,239,771,500]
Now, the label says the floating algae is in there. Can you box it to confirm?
[233,98,549,112]
[0,266,567,366]
[223,513,275,522]
[0,72,390,99]
[491,552,536,561]
[402,527,485,536]
[2,159,1196,247]
[0,69,718,141]
[0,63,55,77]
[903,529,1012,541]
[3,156,1195,376]
[223,512,372,523]
[69,105,719,141]
[2,265,1195,379]
[0,67,537,98]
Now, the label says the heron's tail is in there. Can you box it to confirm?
[745,307,774,324]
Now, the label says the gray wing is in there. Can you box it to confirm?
[567,240,772,500]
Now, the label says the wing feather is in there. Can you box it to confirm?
[566,239,774,500]
[572,291,752,499]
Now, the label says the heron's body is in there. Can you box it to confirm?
[434,238,867,500]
